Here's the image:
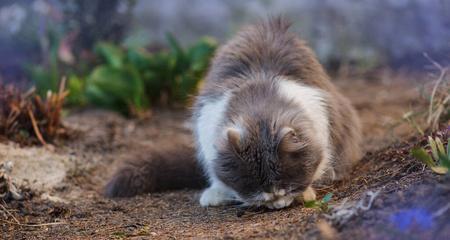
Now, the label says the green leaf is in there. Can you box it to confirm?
[428,136,440,161]
[85,65,147,115]
[166,33,185,58]
[67,75,86,105]
[322,193,333,203]
[304,200,318,208]
[95,42,124,69]
[127,48,151,71]
[438,153,450,169]
[435,138,446,156]
[447,138,450,157]
[411,147,436,167]
[27,65,59,97]
[187,37,217,71]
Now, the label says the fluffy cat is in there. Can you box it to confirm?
[192,18,362,208]
[105,18,362,209]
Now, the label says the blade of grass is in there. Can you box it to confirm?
[430,166,448,174]
[428,136,439,161]
[411,147,436,167]
[435,137,446,156]
[447,138,450,157]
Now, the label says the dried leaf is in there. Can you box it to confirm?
[430,166,449,174]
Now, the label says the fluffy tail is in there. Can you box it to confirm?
[104,143,207,198]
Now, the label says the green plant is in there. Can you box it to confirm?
[84,35,216,115]
[27,33,217,116]
[161,34,217,103]
[132,34,216,105]
[27,31,61,97]
[66,75,87,106]
[85,42,148,115]
[304,192,333,211]
[411,136,450,174]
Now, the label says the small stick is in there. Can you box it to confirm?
[432,203,450,218]
[0,202,20,224]
[27,107,47,145]
[22,86,36,99]
[1,219,66,227]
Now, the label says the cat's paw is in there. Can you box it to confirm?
[302,186,316,201]
[199,186,233,207]
[266,195,294,209]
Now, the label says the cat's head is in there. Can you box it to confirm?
[214,117,322,206]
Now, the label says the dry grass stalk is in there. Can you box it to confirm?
[389,56,449,135]
[423,53,449,130]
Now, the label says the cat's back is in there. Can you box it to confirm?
[200,17,335,97]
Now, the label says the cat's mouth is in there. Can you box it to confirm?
[239,189,300,209]
[242,195,296,209]
[263,195,295,209]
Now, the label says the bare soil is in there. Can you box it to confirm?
[2,74,449,239]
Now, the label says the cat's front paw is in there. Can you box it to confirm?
[302,186,316,201]
[266,195,294,209]
[199,186,233,207]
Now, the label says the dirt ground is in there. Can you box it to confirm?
[1,73,450,239]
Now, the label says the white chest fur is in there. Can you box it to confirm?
[195,93,231,180]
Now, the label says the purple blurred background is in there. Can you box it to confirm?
[1,0,449,85]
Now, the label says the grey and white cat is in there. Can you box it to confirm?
[105,18,362,209]
[193,18,362,208]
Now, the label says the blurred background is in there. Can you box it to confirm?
[2,2,450,239]
[0,0,449,116]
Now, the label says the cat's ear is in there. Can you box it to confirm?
[279,127,306,152]
[226,128,241,152]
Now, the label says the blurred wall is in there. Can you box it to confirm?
[1,0,449,82]
[132,0,450,69]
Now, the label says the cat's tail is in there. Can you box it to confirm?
[104,142,207,198]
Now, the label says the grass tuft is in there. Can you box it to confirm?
[0,79,68,145]
[390,56,449,136]
[411,135,450,175]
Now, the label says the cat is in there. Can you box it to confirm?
[105,17,362,209]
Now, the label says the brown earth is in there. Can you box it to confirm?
[2,73,449,239]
